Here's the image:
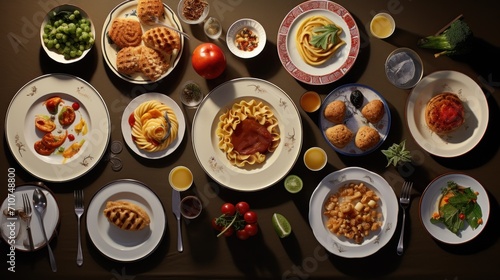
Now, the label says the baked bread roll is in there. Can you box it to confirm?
[137,0,165,25]
[425,92,465,134]
[355,126,380,151]
[116,46,142,75]
[138,45,170,81]
[325,124,353,148]
[142,27,181,55]
[361,100,385,124]
[103,200,151,231]
[324,100,346,124]
[108,18,143,49]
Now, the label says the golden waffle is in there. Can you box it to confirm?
[137,0,165,25]
[103,200,151,231]
[142,27,180,55]
[116,46,142,75]
[108,18,143,49]
[138,45,170,81]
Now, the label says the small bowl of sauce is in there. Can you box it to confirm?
[300,91,322,113]
[180,195,202,219]
[304,147,327,171]
[169,166,193,191]
[370,13,395,39]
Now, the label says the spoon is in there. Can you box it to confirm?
[33,188,57,272]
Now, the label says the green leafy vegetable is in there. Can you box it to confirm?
[430,180,483,234]
[381,140,412,167]
[309,24,341,50]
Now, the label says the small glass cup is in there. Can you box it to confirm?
[304,147,327,171]
[370,13,395,39]
[180,195,202,219]
[169,166,193,191]
[204,17,222,40]
[300,91,321,113]
[179,80,203,108]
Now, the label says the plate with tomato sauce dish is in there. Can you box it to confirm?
[121,92,186,159]
[419,173,490,244]
[192,78,303,192]
[5,74,110,182]
[277,0,360,85]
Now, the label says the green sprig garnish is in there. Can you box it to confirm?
[309,24,341,50]
[381,140,412,167]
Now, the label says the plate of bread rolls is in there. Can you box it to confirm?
[101,0,184,84]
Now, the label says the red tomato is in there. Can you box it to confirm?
[222,226,234,237]
[211,218,223,231]
[41,131,67,148]
[236,201,250,215]
[191,43,226,79]
[72,102,80,110]
[236,229,250,240]
[221,203,235,216]
[34,140,55,156]
[68,134,75,141]
[244,211,258,224]
[44,96,63,114]
[244,223,258,236]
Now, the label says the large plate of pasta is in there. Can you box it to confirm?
[277,0,360,85]
[309,167,398,258]
[121,92,186,159]
[5,74,111,182]
[192,78,303,192]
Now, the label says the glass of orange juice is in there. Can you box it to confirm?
[169,166,193,191]
[303,147,327,171]
[370,13,395,39]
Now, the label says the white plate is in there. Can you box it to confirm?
[101,0,184,84]
[5,74,110,182]
[0,183,60,252]
[277,0,360,85]
[226,18,266,59]
[419,173,490,244]
[406,70,489,157]
[319,83,391,156]
[309,167,398,258]
[86,179,166,262]
[192,78,303,192]
[121,92,186,159]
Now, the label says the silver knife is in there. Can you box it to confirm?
[172,189,183,252]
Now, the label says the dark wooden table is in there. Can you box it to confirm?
[1,0,499,279]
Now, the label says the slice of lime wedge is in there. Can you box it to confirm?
[284,175,303,193]
[272,213,292,238]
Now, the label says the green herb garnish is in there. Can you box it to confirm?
[381,140,412,167]
[430,181,483,234]
[309,24,341,50]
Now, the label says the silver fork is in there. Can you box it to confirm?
[74,190,84,266]
[397,181,413,256]
[22,193,35,251]
[147,15,191,40]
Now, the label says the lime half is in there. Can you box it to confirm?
[284,175,303,193]
[272,213,292,238]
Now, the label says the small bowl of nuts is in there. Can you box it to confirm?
[226,18,266,59]
[177,0,209,25]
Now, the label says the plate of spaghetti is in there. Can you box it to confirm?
[121,92,186,159]
[192,78,303,192]
[277,0,360,85]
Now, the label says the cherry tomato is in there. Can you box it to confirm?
[211,218,223,231]
[191,43,226,79]
[236,201,250,215]
[221,203,235,216]
[459,213,465,220]
[222,226,234,237]
[68,134,75,141]
[72,102,80,110]
[244,223,258,236]
[34,140,55,156]
[244,211,258,224]
[236,229,250,240]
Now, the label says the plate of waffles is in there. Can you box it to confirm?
[86,179,166,262]
[102,0,184,84]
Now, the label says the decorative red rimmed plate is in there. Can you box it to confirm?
[277,0,360,85]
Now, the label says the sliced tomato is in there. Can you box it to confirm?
[34,115,56,133]
[34,140,55,156]
[41,130,67,148]
[58,106,76,126]
[44,96,63,114]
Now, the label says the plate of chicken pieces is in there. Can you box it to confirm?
[101,0,184,84]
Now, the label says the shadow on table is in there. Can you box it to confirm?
[39,46,98,82]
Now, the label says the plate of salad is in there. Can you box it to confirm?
[419,173,490,244]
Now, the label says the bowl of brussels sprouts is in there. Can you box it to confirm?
[40,5,95,63]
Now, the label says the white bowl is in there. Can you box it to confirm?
[177,0,209,24]
[226,18,266,59]
[40,4,95,63]
[419,173,490,244]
